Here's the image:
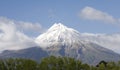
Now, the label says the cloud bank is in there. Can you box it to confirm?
[80,6,120,24]
[80,33,120,54]
[0,17,42,52]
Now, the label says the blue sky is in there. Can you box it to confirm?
[0,0,120,35]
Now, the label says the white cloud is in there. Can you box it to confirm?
[80,33,120,54]
[80,6,120,24]
[0,17,38,52]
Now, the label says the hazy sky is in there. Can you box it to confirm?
[0,0,120,36]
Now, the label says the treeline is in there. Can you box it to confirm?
[0,56,120,70]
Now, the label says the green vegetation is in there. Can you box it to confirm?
[0,56,120,70]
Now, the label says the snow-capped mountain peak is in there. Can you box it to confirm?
[35,23,86,48]
[48,23,67,32]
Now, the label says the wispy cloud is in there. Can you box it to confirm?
[0,17,42,52]
[80,6,120,24]
[17,21,43,33]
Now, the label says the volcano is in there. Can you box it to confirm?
[0,23,120,65]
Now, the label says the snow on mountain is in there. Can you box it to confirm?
[35,23,88,48]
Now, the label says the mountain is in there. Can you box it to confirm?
[0,23,120,65]
[35,23,120,64]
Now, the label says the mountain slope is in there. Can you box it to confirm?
[0,47,48,61]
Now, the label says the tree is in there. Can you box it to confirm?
[39,56,84,70]
[97,63,106,70]
[0,56,120,70]
[0,59,7,70]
